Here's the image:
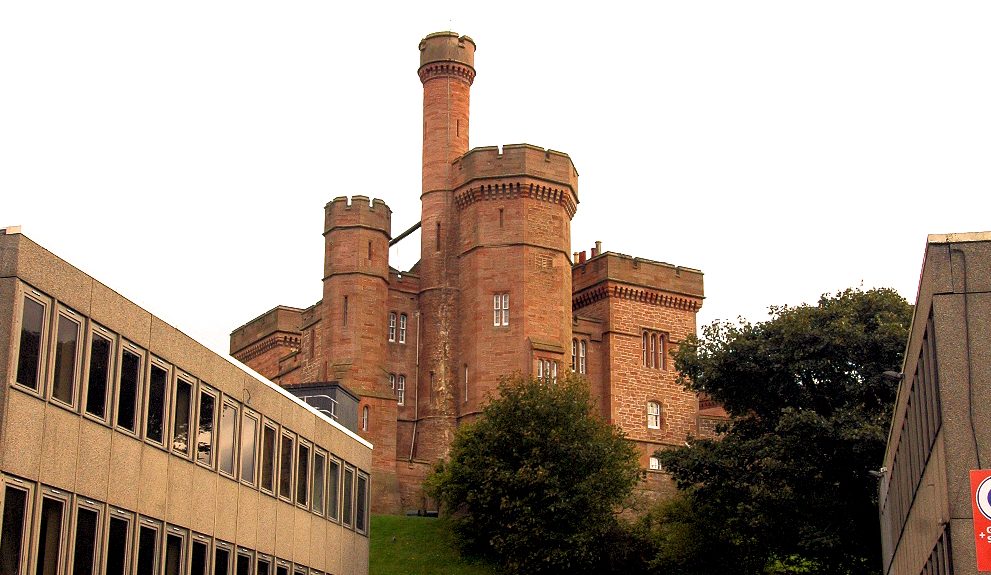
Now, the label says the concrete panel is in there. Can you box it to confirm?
[254,494,278,555]
[166,458,194,527]
[139,446,169,518]
[107,434,142,509]
[293,508,311,565]
[325,521,343,575]
[0,279,16,458]
[190,465,219,535]
[2,391,45,479]
[215,478,239,543]
[274,499,295,560]
[12,237,93,317]
[309,518,327,572]
[235,484,259,549]
[75,419,112,501]
[39,405,79,491]
[89,281,151,348]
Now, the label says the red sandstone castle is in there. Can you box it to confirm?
[230,32,725,513]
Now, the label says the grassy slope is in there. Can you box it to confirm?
[369,515,497,575]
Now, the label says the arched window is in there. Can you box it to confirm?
[388,312,397,342]
[397,375,406,406]
[647,401,661,429]
[572,339,578,371]
[399,314,408,343]
[361,406,369,432]
[579,340,587,374]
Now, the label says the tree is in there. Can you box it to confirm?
[427,373,641,575]
[656,288,912,574]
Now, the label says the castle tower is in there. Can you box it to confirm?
[414,32,475,459]
[322,195,399,511]
[454,146,579,415]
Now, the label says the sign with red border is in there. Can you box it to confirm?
[970,470,991,570]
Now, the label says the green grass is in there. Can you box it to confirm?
[370,515,497,575]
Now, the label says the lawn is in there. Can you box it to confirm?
[369,515,497,575]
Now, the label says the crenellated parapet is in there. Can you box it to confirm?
[324,195,392,237]
[452,144,579,217]
[418,32,476,85]
[572,252,704,312]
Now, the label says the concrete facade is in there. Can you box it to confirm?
[230,31,728,514]
[879,232,991,575]
[0,230,371,575]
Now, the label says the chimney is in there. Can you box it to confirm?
[579,251,587,264]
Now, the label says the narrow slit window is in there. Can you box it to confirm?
[572,339,577,371]
[296,441,310,507]
[367,240,372,260]
[116,347,142,433]
[342,296,348,327]
[136,523,160,575]
[361,406,369,432]
[105,514,131,575]
[146,363,169,444]
[260,423,277,494]
[0,485,30,575]
[15,293,47,391]
[343,466,355,528]
[464,364,469,404]
[72,504,100,575]
[51,311,81,406]
[313,450,327,515]
[328,458,341,521]
[85,330,114,420]
[172,377,193,455]
[435,222,441,251]
[219,401,239,477]
[241,412,259,485]
[499,208,504,228]
[279,433,295,501]
[642,332,648,366]
[197,389,216,467]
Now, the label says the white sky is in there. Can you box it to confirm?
[2,2,989,355]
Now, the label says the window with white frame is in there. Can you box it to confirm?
[647,401,661,429]
[537,359,557,384]
[399,314,407,343]
[397,375,405,406]
[579,340,587,374]
[388,312,396,342]
[361,406,369,432]
[493,293,509,326]
[571,339,577,371]
[649,456,661,471]
[642,330,665,369]
[389,373,396,391]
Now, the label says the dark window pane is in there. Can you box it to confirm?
[356,474,368,532]
[52,314,80,404]
[261,425,276,492]
[256,560,270,575]
[279,435,294,500]
[173,379,192,454]
[117,349,141,432]
[146,365,168,443]
[36,497,65,575]
[164,534,183,575]
[313,452,326,513]
[276,567,289,575]
[240,415,258,483]
[197,392,215,466]
[136,526,158,575]
[328,460,340,521]
[16,296,45,390]
[296,443,310,506]
[0,486,28,575]
[85,333,112,418]
[219,403,238,476]
[106,518,130,575]
[190,541,208,575]
[343,467,354,527]
[72,507,99,575]
[236,554,251,575]
[215,548,230,575]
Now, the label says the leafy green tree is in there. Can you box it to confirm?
[657,288,912,574]
[427,373,641,575]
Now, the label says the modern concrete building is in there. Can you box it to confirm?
[0,228,372,575]
[879,232,991,574]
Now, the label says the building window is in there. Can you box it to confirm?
[15,290,49,392]
[399,313,407,343]
[172,376,194,456]
[464,364,469,404]
[241,411,259,485]
[647,401,661,429]
[356,472,369,535]
[537,359,557,384]
[51,307,82,407]
[312,449,327,515]
[260,423,278,494]
[342,296,348,327]
[328,458,341,522]
[642,330,666,369]
[279,432,295,502]
[0,483,30,572]
[572,339,577,371]
[115,345,143,434]
[146,361,170,445]
[72,500,102,575]
[493,293,509,326]
[84,326,115,421]
[196,388,217,468]
[218,401,239,477]
[389,373,396,391]
[361,406,369,432]
[579,340,587,374]
[397,375,406,406]
[296,441,311,507]
[342,465,355,528]
[388,312,396,342]
[649,456,661,471]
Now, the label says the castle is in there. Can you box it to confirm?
[230,32,725,513]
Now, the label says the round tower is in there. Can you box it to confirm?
[322,195,399,512]
[416,32,475,460]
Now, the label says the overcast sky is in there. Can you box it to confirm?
[2,2,989,355]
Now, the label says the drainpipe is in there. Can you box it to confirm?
[409,311,421,462]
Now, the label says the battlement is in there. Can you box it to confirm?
[453,144,578,191]
[324,195,392,235]
[573,251,704,309]
[418,32,476,85]
[229,305,304,355]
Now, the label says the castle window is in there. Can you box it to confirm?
[343,296,348,327]
[397,375,406,406]
[499,208,504,228]
[642,330,666,369]
[572,339,578,371]
[493,293,509,326]
[649,456,661,471]
[464,364,469,404]
[390,373,396,391]
[579,340,587,374]
[399,314,408,343]
[388,312,397,342]
[647,401,662,429]
[361,406,369,432]
[537,359,557,384]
